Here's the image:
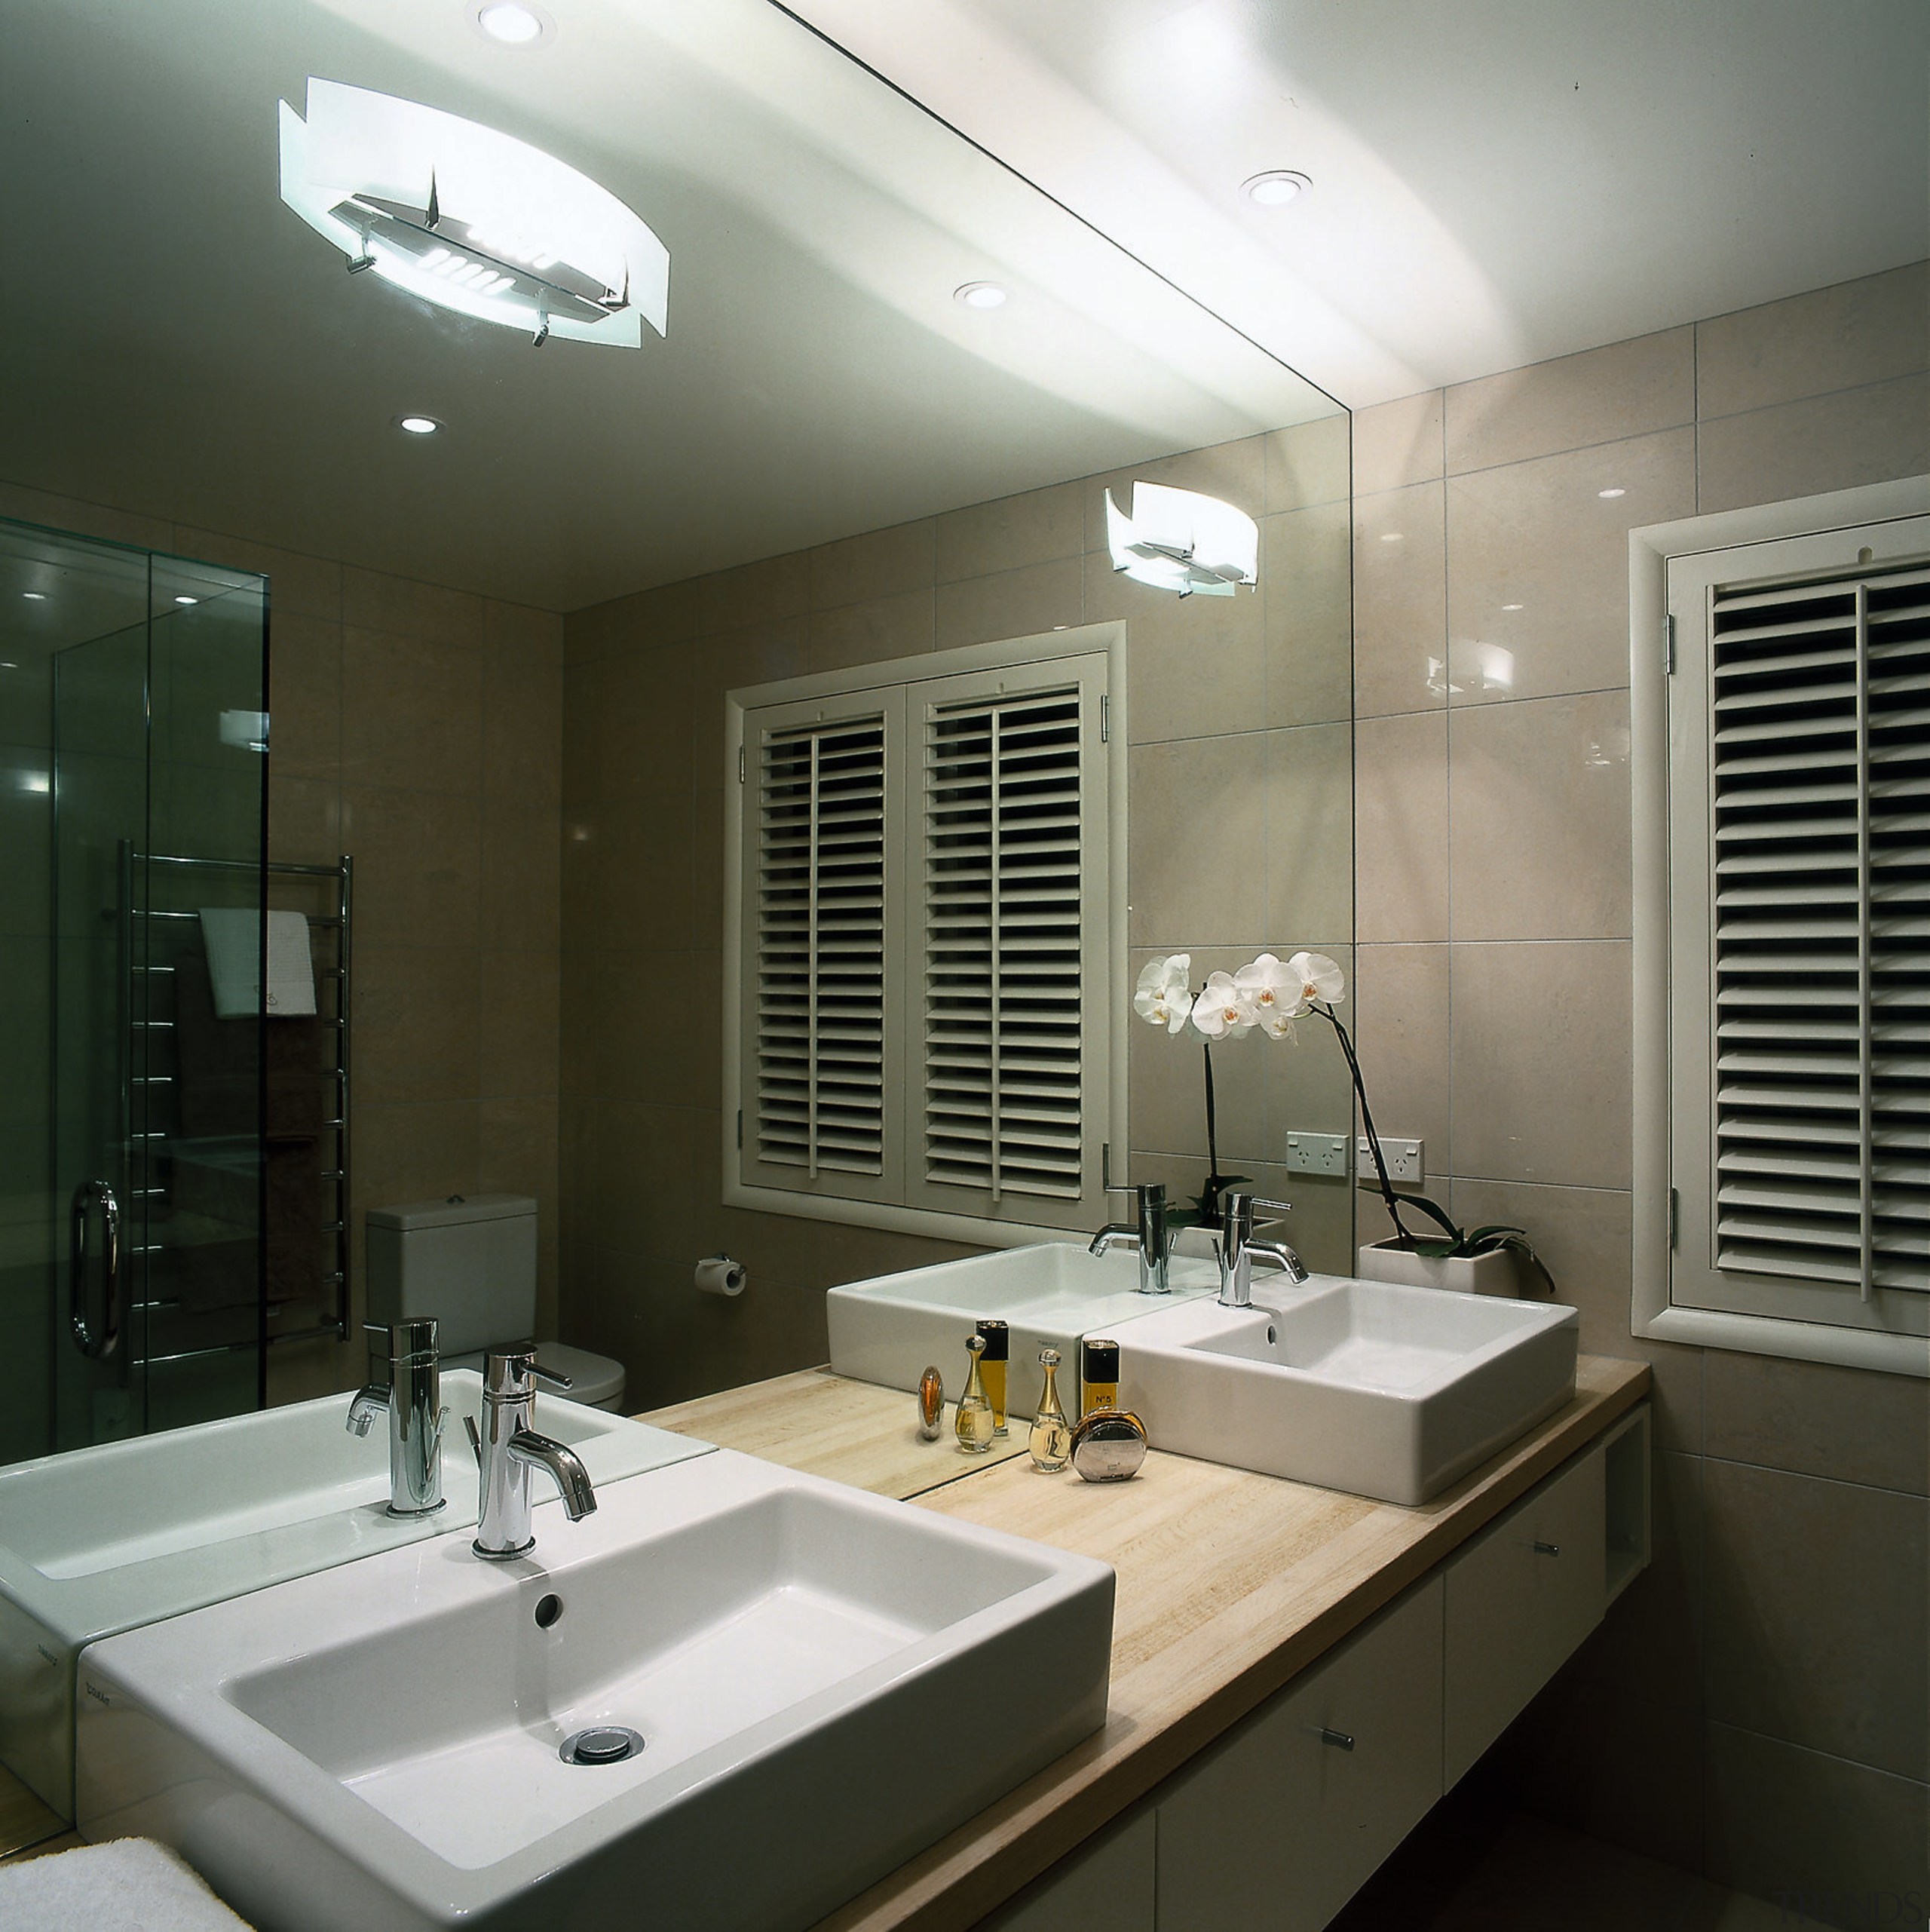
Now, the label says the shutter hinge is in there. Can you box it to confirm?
[736,1108,743,1151]
[1662,613,1676,676]
[1667,1186,1678,1250]
[1100,694,1111,744]
[737,744,746,784]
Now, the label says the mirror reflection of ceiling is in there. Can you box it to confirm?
[794,0,1930,404]
[0,0,1336,613]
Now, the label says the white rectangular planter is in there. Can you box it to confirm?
[1356,1241,1520,1298]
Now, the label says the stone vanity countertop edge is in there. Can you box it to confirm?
[647,1353,1651,1932]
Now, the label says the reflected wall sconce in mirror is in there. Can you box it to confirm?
[1104,482,1258,598]
[277,78,669,348]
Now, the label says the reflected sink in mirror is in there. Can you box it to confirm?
[77,1449,1114,1932]
[1117,1277,1579,1505]
[828,1240,1222,1417]
[0,1372,708,1818]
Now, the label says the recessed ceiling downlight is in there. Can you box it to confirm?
[397,414,442,436]
[1242,170,1312,207]
[471,2,553,46]
[954,281,1008,311]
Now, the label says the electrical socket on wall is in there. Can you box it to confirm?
[1356,1136,1423,1185]
[1283,1131,1349,1176]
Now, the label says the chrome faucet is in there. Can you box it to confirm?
[346,1319,447,1517]
[464,1346,597,1560]
[1216,1192,1310,1309]
[1089,1181,1174,1294]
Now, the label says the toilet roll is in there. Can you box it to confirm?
[695,1254,746,1298]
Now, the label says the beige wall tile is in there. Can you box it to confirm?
[350,1100,481,1256]
[341,567,483,649]
[807,519,934,610]
[267,773,340,869]
[1696,261,1930,420]
[339,629,482,795]
[265,613,340,782]
[564,578,702,666]
[1446,327,1694,475]
[1703,1459,1928,1782]
[1352,391,1444,495]
[1353,482,1447,719]
[340,785,480,949]
[482,792,560,952]
[591,796,692,952]
[1351,943,1452,1180]
[0,480,172,553]
[1356,711,1449,943]
[1446,427,1694,705]
[1092,554,1264,745]
[561,664,595,814]
[1127,733,1272,947]
[1696,373,1930,516]
[591,642,692,802]
[1450,939,1634,1188]
[935,480,1083,582]
[1083,437,1267,553]
[698,551,811,636]
[354,946,481,1107]
[933,557,1084,651]
[590,1099,709,1259]
[478,1096,559,1230]
[1263,412,1351,514]
[804,588,934,673]
[691,784,726,951]
[479,949,560,1099]
[483,600,563,664]
[482,621,562,807]
[690,619,808,756]
[1704,1354,1929,1497]
[591,948,712,1109]
[1265,721,1353,946]
[1262,500,1352,728]
[1448,690,1632,940]
[1703,1722,1928,1910]
[173,527,342,622]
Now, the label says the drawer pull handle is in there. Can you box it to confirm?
[1316,1727,1355,1752]
[1532,1540,1561,1556]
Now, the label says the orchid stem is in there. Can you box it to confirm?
[1313,1002,1413,1247]
[1202,1040,1221,1210]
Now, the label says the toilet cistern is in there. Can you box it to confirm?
[346,1319,447,1516]
[464,1347,597,1559]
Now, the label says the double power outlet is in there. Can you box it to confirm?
[1281,1132,1424,1185]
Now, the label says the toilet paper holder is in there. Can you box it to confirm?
[695,1254,747,1298]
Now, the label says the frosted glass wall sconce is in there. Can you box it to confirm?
[1104,483,1258,597]
[278,78,669,348]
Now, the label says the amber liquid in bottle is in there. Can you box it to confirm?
[954,1334,994,1454]
[1081,1337,1120,1418]
[1028,1347,1072,1473]
[976,1319,1009,1435]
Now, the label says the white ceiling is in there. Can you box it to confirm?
[2,1,1923,612]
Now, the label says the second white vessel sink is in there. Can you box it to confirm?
[1117,1277,1579,1504]
[77,1449,1116,1932]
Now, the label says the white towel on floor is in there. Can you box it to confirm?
[198,909,317,1018]
[0,1836,253,1930]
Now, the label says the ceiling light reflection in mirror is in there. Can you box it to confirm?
[3,0,1337,610]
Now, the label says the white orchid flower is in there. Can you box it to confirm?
[1189,971,1258,1040]
[1233,953,1310,1029]
[1134,953,1195,1033]
[1286,949,1346,1007]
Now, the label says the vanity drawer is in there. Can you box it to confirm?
[1442,1440,1606,1786]
[1154,1573,1444,1932]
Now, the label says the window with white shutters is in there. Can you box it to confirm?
[725,627,1123,1244]
[1662,514,1929,1362]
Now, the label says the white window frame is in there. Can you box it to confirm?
[1631,476,1930,1378]
[721,621,1129,1247]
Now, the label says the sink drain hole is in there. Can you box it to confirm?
[561,1725,645,1766]
[534,1593,562,1629]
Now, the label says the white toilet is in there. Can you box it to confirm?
[365,1192,626,1413]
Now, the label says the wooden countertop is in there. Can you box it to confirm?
[646,1354,1651,1932]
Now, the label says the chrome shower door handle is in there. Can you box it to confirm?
[70,1179,123,1360]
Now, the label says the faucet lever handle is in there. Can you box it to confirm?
[481,1345,574,1399]
[464,1412,482,1467]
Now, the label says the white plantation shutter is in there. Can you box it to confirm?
[739,694,902,1204]
[1669,523,1930,1339]
[911,661,1108,1224]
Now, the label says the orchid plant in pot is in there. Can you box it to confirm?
[1134,950,1552,1295]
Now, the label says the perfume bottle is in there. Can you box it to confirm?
[916,1365,945,1441]
[954,1334,995,1454]
[1028,1347,1072,1473]
[1080,1337,1120,1418]
[976,1319,1009,1434]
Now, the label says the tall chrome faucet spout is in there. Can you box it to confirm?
[469,1347,597,1559]
[1215,1194,1308,1308]
[345,1319,446,1517]
[1090,1182,1174,1293]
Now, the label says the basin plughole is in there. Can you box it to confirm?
[1116,1275,1579,1504]
[75,1449,1116,1932]
[0,1373,708,1818]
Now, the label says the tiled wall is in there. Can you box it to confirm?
[559,415,1358,1410]
[1346,260,1928,1916]
[0,479,565,1408]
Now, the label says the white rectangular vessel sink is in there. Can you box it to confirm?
[828,1240,1219,1416]
[1117,1277,1579,1504]
[77,1449,1115,1932]
[0,1374,707,1817]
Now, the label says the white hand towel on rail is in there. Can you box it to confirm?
[198,908,317,1018]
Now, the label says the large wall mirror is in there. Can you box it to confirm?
[2,0,1352,1428]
